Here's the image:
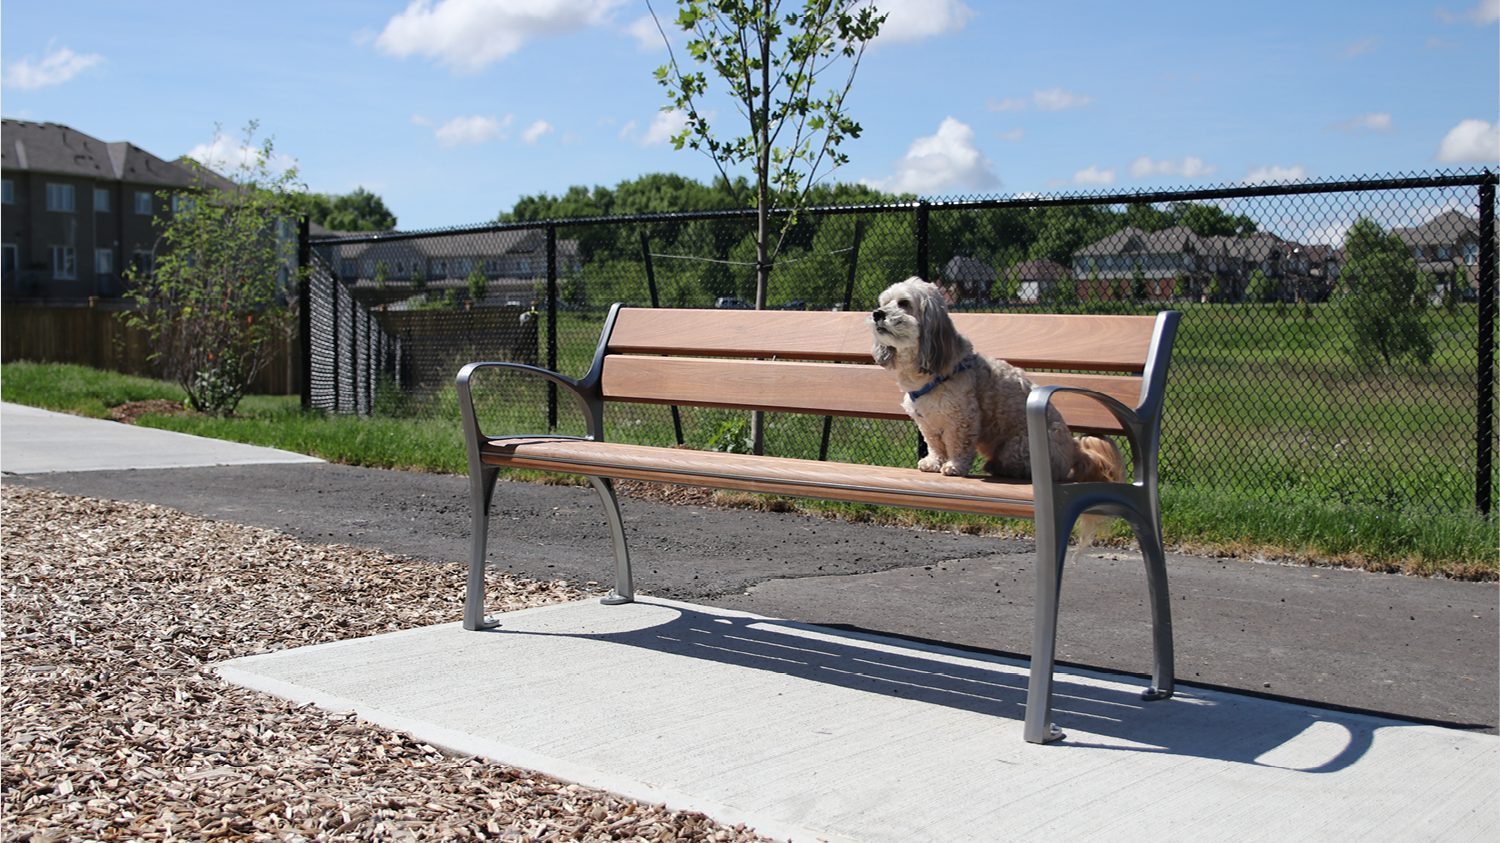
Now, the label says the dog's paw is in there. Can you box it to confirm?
[918,454,943,472]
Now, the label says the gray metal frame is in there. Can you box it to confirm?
[1023,310,1180,743]
[455,304,1181,745]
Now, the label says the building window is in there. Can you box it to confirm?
[2,180,13,204]
[96,248,114,276]
[134,191,153,215]
[46,183,76,212]
[131,250,154,278]
[94,187,111,213]
[171,194,194,215]
[51,246,77,280]
[2,244,17,277]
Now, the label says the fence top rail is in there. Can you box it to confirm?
[308,168,1497,247]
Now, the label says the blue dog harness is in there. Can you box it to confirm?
[907,355,976,402]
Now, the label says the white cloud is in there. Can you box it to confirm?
[1032,87,1093,111]
[625,14,665,50]
[640,108,688,145]
[1330,112,1393,133]
[1439,0,1500,24]
[986,88,1092,112]
[1129,156,1216,179]
[997,128,1024,142]
[374,0,627,74]
[186,133,296,177]
[868,116,999,194]
[1340,37,1378,58]
[1436,118,1500,162]
[1243,164,1308,184]
[4,46,103,90]
[521,120,554,144]
[1072,166,1115,186]
[869,0,975,44]
[434,114,512,147]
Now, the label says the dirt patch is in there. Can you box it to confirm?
[108,399,190,424]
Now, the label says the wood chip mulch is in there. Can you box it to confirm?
[1,485,770,842]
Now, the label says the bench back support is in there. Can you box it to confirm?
[589,306,1178,438]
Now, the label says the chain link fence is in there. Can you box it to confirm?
[306,170,1497,521]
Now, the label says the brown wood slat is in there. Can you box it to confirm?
[601,355,1141,433]
[480,437,1040,519]
[606,308,1159,372]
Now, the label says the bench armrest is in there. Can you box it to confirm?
[455,361,605,459]
[1025,383,1156,488]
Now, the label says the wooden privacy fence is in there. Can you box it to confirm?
[1,302,300,395]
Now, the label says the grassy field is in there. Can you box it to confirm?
[3,339,1495,578]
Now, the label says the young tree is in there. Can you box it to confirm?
[466,264,489,303]
[1339,218,1432,367]
[652,0,883,453]
[652,1,884,304]
[125,122,304,415]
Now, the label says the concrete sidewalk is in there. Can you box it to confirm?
[0,402,322,473]
[219,596,1499,842]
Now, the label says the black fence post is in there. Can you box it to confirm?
[916,200,931,282]
[1476,174,1495,516]
[330,265,340,413]
[297,216,311,410]
[547,225,559,433]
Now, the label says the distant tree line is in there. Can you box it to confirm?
[491,173,1263,309]
[298,187,397,232]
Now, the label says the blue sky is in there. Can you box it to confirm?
[4,1,1497,231]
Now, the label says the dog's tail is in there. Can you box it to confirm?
[1070,435,1126,556]
[1071,434,1125,483]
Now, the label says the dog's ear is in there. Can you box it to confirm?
[872,342,896,368]
[916,290,963,374]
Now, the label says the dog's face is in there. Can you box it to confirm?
[869,277,964,375]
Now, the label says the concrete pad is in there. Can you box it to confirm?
[1,402,322,473]
[218,597,1499,842]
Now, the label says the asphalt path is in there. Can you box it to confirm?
[8,457,1496,733]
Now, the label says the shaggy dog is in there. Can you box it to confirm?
[869,277,1124,486]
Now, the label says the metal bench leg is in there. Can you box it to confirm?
[1024,509,1070,744]
[587,476,635,605]
[464,467,502,630]
[1133,515,1175,701]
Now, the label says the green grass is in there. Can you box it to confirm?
[3,354,1495,580]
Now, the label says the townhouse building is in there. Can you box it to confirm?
[1,119,234,302]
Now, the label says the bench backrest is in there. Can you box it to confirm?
[595,307,1177,436]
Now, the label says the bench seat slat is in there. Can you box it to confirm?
[479,437,1042,519]
[607,309,1158,372]
[600,355,1141,434]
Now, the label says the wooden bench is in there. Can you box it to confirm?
[457,304,1181,744]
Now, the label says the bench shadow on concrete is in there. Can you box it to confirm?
[487,602,1382,772]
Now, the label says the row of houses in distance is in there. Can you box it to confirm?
[312,230,581,309]
[941,211,1484,306]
